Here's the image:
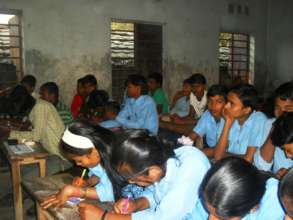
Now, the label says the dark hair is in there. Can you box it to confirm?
[279,168,293,209]
[200,157,268,218]
[271,112,293,147]
[87,90,109,109]
[207,84,228,100]
[20,75,36,88]
[82,74,97,87]
[60,121,122,198]
[40,82,59,97]
[7,85,36,117]
[183,77,193,85]
[229,84,259,110]
[112,129,175,180]
[77,77,85,85]
[127,74,148,95]
[188,73,206,85]
[275,81,293,101]
[105,101,120,115]
[148,72,163,87]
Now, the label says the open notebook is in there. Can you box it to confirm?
[4,142,34,154]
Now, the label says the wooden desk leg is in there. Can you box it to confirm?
[11,161,23,220]
[38,159,46,177]
[36,203,47,220]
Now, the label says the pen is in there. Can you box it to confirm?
[77,169,86,186]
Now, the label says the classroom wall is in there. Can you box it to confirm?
[266,0,293,90]
[0,0,269,104]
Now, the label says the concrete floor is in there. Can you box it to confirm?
[0,160,36,220]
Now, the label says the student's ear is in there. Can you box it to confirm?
[147,166,163,180]
[243,106,252,115]
[250,205,259,213]
[90,147,100,160]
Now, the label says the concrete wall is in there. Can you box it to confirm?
[266,0,293,90]
[0,0,269,104]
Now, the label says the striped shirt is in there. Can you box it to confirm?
[56,101,74,127]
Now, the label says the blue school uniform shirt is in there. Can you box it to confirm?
[170,96,190,117]
[131,146,211,220]
[99,119,121,129]
[190,178,285,220]
[116,95,158,135]
[88,164,114,202]
[193,110,224,148]
[219,111,267,155]
[254,118,293,173]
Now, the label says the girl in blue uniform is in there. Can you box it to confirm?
[78,129,211,220]
[194,157,284,220]
[41,121,116,208]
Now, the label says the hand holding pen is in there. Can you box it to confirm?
[72,169,87,187]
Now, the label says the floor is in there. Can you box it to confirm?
[0,157,36,220]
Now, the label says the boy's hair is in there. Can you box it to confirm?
[77,77,85,85]
[207,84,228,100]
[127,74,148,95]
[183,77,193,85]
[21,75,36,88]
[188,73,206,85]
[105,101,120,115]
[230,84,259,110]
[40,82,59,97]
[148,72,163,87]
[87,89,109,109]
[82,74,97,87]
[274,81,293,101]
[271,112,293,147]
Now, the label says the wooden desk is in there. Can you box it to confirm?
[159,120,195,135]
[22,173,112,220]
[0,141,48,220]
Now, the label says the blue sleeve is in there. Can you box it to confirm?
[132,150,210,220]
[253,149,273,171]
[248,116,267,148]
[116,100,158,134]
[99,120,121,128]
[193,111,208,137]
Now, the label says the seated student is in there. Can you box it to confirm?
[189,85,227,157]
[4,84,36,118]
[172,73,207,124]
[78,129,211,220]
[254,82,293,176]
[279,168,293,220]
[214,84,267,162]
[41,121,117,209]
[0,97,72,186]
[169,78,192,117]
[83,74,98,100]
[20,74,37,96]
[103,74,158,135]
[192,157,284,220]
[39,82,73,127]
[71,77,86,118]
[99,101,121,129]
[147,72,169,114]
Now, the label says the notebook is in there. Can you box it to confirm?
[4,142,34,154]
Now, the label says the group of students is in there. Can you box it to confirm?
[37,119,293,220]
[1,72,293,219]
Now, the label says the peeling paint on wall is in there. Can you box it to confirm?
[25,49,111,105]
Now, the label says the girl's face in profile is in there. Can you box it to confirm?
[117,163,163,187]
[72,148,100,168]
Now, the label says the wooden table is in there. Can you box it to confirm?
[159,120,195,135]
[0,141,48,220]
[22,173,112,220]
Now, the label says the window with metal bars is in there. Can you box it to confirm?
[0,11,22,90]
[219,32,254,87]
